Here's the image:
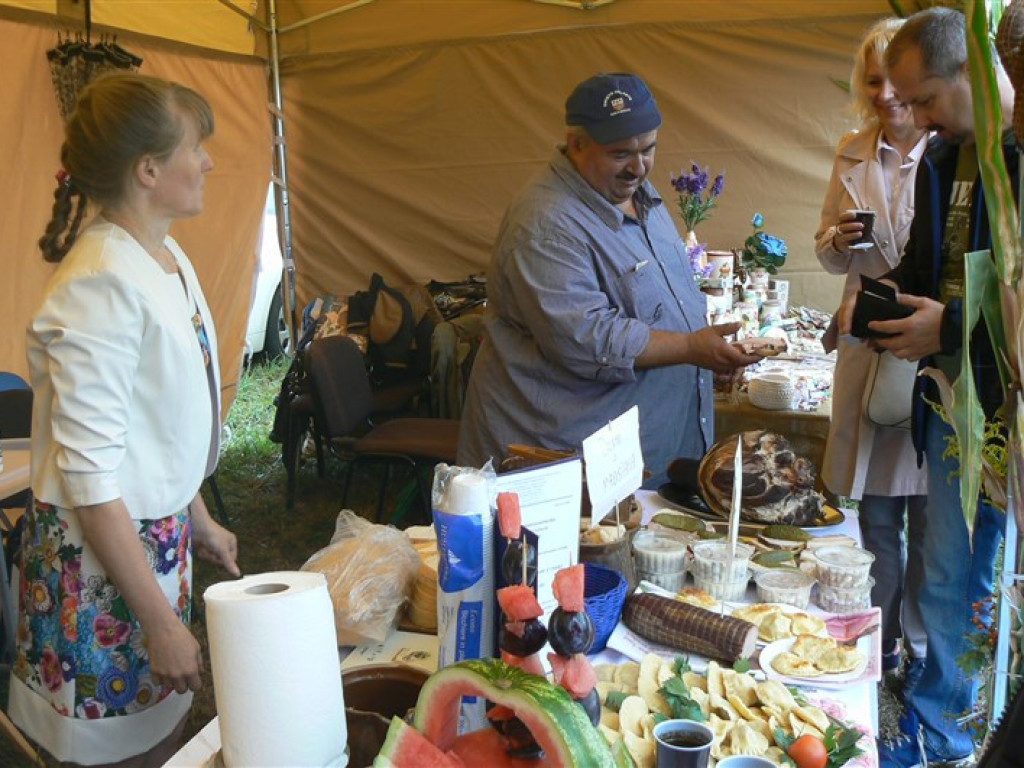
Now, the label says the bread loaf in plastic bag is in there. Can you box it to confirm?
[300,510,421,646]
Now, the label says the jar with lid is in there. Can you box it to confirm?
[760,299,783,326]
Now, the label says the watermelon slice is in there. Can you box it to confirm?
[500,649,546,677]
[448,728,635,767]
[497,492,522,539]
[375,716,465,767]
[547,653,598,699]
[413,659,616,767]
[552,564,586,612]
[497,584,544,620]
[487,704,516,722]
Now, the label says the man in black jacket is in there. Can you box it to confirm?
[837,8,1013,768]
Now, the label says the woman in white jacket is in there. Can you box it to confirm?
[10,73,239,766]
[814,18,928,678]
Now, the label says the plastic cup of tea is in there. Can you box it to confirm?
[653,718,714,768]
[847,209,876,249]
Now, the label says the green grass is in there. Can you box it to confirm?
[220,355,290,478]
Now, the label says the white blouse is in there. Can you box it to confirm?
[27,220,220,519]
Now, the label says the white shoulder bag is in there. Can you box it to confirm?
[863,351,918,429]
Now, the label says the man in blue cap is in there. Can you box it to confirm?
[459,73,756,486]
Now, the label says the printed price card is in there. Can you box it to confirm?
[581,406,643,520]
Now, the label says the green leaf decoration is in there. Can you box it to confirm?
[659,676,705,721]
[605,689,629,712]
[672,655,692,675]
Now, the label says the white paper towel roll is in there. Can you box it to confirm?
[205,571,348,767]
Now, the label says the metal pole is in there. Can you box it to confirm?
[267,0,297,354]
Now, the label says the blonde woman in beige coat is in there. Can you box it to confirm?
[814,17,928,680]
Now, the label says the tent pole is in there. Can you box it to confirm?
[277,0,375,34]
[247,0,298,354]
[266,0,297,354]
[216,0,296,353]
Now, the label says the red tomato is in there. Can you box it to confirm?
[788,734,828,768]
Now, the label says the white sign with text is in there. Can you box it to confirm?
[581,406,644,520]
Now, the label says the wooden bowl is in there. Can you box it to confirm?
[343,664,430,767]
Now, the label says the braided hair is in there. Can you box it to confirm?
[38,71,214,263]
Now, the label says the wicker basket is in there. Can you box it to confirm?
[584,561,629,652]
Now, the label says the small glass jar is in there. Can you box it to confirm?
[760,299,783,326]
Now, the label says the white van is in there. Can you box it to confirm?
[245,188,289,359]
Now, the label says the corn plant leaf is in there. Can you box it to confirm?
[954,249,993,539]
[967,0,1020,286]
[974,253,1012,391]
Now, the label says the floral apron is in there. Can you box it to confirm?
[13,502,192,719]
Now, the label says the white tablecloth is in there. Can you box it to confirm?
[165,490,878,767]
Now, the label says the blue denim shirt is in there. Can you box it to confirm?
[458,148,712,485]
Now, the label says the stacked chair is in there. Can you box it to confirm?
[283,334,459,521]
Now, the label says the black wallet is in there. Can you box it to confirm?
[851,275,914,339]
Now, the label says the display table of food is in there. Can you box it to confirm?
[166,483,878,768]
[629,488,878,736]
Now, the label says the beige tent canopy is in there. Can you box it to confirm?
[1,0,893,397]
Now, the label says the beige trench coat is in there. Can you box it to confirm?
[814,128,928,499]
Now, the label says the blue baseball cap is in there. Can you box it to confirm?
[565,73,662,144]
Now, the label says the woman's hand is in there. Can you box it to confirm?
[832,210,864,253]
[77,499,209,693]
[146,620,204,694]
[190,493,241,577]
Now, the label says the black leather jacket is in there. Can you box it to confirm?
[882,133,1018,454]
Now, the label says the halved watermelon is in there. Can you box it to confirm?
[552,564,586,612]
[374,716,465,767]
[497,492,522,539]
[547,653,598,699]
[497,584,544,620]
[412,658,616,767]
